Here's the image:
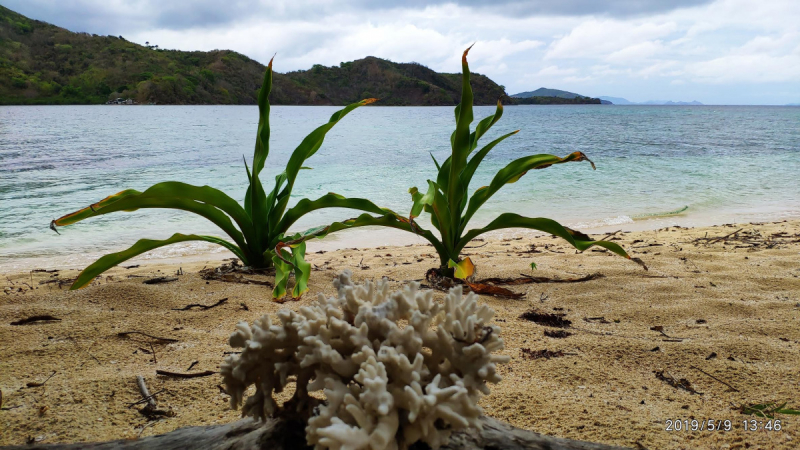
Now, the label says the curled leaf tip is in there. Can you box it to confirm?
[513,129,521,134]
[268,53,276,69]
[362,98,379,105]
[462,43,475,63]
[49,220,60,235]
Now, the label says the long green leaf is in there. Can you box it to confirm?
[459,129,519,204]
[245,57,274,250]
[457,213,630,259]
[70,233,245,289]
[446,45,475,230]
[468,100,504,155]
[269,98,378,226]
[461,151,594,232]
[52,183,251,254]
[53,189,141,226]
[275,192,395,241]
[282,213,448,266]
[289,241,310,298]
[252,56,274,178]
[271,248,292,299]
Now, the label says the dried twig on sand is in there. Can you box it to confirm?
[171,298,228,311]
[156,370,216,379]
[117,331,178,343]
[480,273,605,286]
[136,376,157,410]
[26,371,57,388]
[135,376,174,418]
[690,365,739,392]
[10,315,62,325]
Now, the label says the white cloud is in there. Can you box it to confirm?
[606,41,665,63]
[545,20,678,60]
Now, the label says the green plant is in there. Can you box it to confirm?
[51,57,394,299]
[403,46,636,278]
[741,402,800,419]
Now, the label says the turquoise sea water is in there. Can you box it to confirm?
[1,105,798,270]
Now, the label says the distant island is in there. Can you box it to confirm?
[598,96,703,106]
[511,87,606,105]
[0,5,509,106]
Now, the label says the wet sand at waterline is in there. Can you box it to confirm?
[1,220,798,449]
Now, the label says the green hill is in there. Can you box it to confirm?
[512,87,584,99]
[510,87,603,104]
[0,6,509,106]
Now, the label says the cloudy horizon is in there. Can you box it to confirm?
[4,0,799,105]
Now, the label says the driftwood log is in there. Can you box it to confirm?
[4,416,630,450]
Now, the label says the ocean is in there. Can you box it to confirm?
[1,104,798,271]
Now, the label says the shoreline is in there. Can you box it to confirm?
[1,219,799,448]
[4,208,800,274]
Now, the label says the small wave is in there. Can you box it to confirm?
[631,205,689,220]
[570,215,634,229]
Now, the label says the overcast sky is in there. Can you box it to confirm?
[6,0,799,104]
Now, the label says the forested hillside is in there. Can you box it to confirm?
[0,6,509,105]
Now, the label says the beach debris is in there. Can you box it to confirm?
[135,375,174,418]
[650,325,684,341]
[689,365,739,392]
[25,371,57,388]
[117,331,178,343]
[137,375,157,411]
[519,309,572,328]
[706,352,717,360]
[156,369,216,379]
[464,282,524,299]
[143,276,179,285]
[186,361,199,372]
[171,297,228,311]
[239,302,249,311]
[479,272,605,285]
[520,348,570,360]
[30,269,58,273]
[199,260,274,287]
[123,264,140,269]
[654,370,702,394]
[584,316,611,324]
[544,329,572,338]
[10,315,61,326]
[0,389,21,411]
[691,227,799,250]
[37,276,77,288]
[127,389,165,408]
[424,267,524,298]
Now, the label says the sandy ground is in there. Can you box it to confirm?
[1,220,799,449]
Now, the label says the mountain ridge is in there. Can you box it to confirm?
[0,5,508,106]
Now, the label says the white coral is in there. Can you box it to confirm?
[220,270,510,450]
